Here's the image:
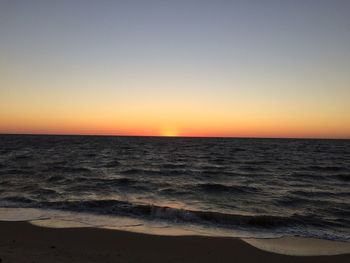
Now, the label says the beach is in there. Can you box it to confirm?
[2,0,350,262]
[0,221,349,263]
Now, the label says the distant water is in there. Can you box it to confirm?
[0,135,349,241]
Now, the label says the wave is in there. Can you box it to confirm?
[47,175,66,182]
[304,165,348,172]
[120,168,162,176]
[289,190,350,198]
[289,172,332,181]
[160,163,187,169]
[336,174,350,181]
[238,165,271,173]
[193,183,258,194]
[120,168,186,177]
[31,188,58,197]
[1,198,346,237]
[3,169,32,175]
[0,198,293,227]
[43,166,92,174]
[2,196,35,204]
[93,160,121,168]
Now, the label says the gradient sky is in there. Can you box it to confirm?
[1,0,350,138]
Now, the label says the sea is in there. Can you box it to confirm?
[0,134,349,241]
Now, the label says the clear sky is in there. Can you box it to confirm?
[1,0,350,138]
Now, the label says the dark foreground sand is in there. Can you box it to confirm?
[0,221,349,263]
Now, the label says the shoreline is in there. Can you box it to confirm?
[0,221,349,263]
[1,207,349,243]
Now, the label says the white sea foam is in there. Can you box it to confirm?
[242,237,350,256]
[0,207,278,238]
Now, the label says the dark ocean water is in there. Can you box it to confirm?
[0,135,349,240]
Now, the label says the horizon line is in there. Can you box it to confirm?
[0,132,349,140]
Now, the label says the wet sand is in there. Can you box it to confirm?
[0,221,349,263]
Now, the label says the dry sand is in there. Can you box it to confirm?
[0,221,349,263]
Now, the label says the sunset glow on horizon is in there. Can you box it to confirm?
[1,1,350,139]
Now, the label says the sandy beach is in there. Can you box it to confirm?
[0,221,349,263]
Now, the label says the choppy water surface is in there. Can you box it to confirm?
[0,135,349,240]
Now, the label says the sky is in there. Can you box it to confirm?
[1,0,350,138]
